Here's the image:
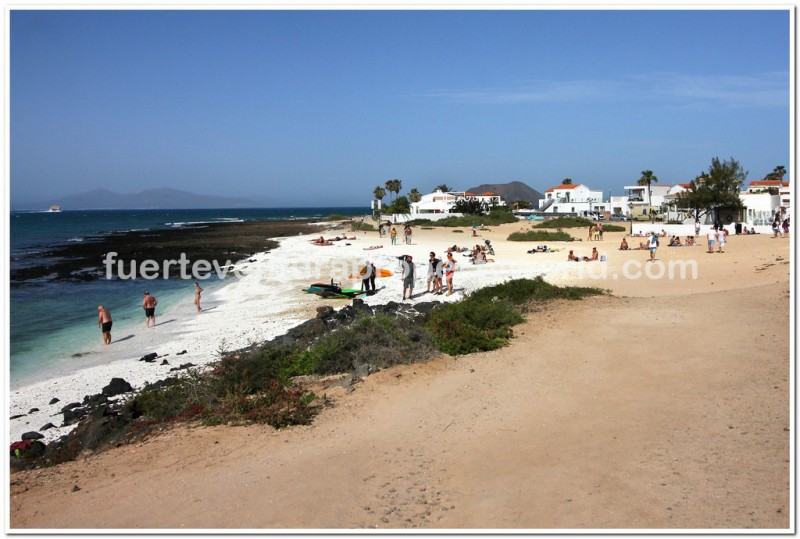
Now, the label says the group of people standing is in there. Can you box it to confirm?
[95,282,204,346]
[588,223,604,241]
[706,226,728,254]
[379,222,414,245]
[399,251,457,300]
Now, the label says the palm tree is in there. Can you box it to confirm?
[561,178,573,185]
[436,184,452,192]
[637,170,659,222]
[384,179,402,201]
[408,188,422,203]
[373,187,386,209]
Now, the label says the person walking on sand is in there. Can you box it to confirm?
[390,226,397,245]
[143,291,158,328]
[404,224,412,245]
[444,252,457,295]
[648,231,659,262]
[694,219,701,238]
[717,225,726,253]
[194,282,204,312]
[402,255,415,300]
[97,305,112,345]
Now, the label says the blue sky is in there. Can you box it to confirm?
[10,9,791,207]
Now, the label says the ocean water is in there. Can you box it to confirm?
[9,207,365,385]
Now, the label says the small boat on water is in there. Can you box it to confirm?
[48,205,61,212]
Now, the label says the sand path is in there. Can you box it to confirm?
[9,276,790,530]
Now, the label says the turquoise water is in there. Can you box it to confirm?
[9,207,365,384]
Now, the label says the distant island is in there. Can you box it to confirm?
[16,188,266,210]
[466,181,544,205]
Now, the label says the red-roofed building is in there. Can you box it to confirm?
[538,183,608,216]
[747,179,790,193]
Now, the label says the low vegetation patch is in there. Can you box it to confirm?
[408,207,517,227]
[130,279,603,431]
[535,217,594,228]
[601,224,626,232]
[508,230,574,242]
[350,221,375,231]
[426,277,603,355]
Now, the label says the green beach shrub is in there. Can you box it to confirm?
[426,277,604,355]
[350,221,375,232]
[534,217,594,228]
[408,207,517,228]
[507,230,574,242]
[300,315,437,375]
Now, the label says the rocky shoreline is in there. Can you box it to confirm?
[11,219,318,283]
[9,296,443,470]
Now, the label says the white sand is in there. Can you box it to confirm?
[10,221,785,444]
[7,224,564,443]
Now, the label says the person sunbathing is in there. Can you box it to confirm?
[582,247,599,262]
[619,238,629,250]
[567,250,580,262]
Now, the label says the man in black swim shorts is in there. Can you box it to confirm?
[143,291,158,328]
[97,305,113,345]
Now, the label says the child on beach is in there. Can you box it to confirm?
[391,227,397,245]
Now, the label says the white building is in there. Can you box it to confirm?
[410,189,505,217]
[537,183,609,215]
[624,183,671,220]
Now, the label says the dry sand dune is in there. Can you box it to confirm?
[8,225,792,531]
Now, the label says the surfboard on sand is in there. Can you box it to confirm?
[348,267,393,279]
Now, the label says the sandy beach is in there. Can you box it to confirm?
[7,220,792,530]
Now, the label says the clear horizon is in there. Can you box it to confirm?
[9,8,791,207]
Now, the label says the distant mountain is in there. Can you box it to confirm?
[466,181,544,204]
[33,188,263,210]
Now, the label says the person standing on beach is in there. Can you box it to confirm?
[194,282,204,312]
[588,224,594,242]
[404,225,412,244]
[402,255,415,300]
[143,291,158,328]
[390,226,397,245]
[717,226,726,253]
[361,262,374,293]
[426,252,440,294]
[706,228,716,253]
[378,223,384,237]
[97,305,112,345]
[444,252,457,295]
[648,232,659,261]
[694,219,701,238]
